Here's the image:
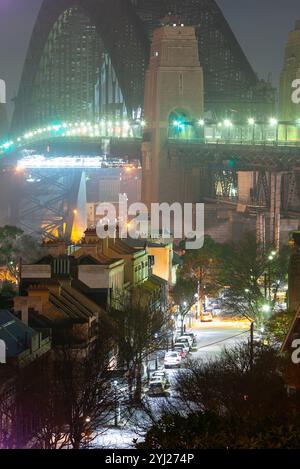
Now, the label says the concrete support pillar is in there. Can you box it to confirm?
[238,172,254,204]
[142,24,203,207]
[269,172,282,249]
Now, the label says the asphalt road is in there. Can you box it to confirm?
[190,323,250,362]
[94,322,250,449]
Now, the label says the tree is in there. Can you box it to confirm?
[181,235,224,297]
[174,343,286,420]
[266,309,294,344]
[108,287,167,405]
[217,234,289,326]
[0,226,42,284]
[138,343,300,449]
[138,409,300,449]
[171,276,198,334]
[172,236,229,327]
[0,344,116,449]
[53,348,114,449]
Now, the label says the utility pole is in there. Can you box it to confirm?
[264,272,267,299]
[250,321,254,371]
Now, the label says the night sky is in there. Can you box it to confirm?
[0,0,299,119]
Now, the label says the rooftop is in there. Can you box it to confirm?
[0,310,37,358]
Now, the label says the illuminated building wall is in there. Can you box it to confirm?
[0,79,8,139]
[280,20,300,124]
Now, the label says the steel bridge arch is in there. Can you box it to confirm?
[12,0,261,133]
[12,0,150,132]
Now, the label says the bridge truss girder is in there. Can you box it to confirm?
[15,169,84,241]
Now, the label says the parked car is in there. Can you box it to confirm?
[176,336,193,349]
[164,351,182,369]
[148,380,167,397]
[184,332,197,346]
[201,311,213,322]
[151,370,170,388]
[174,344,188,358]
[180,335,194,346]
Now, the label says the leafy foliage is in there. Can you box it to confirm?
[0,226,42,283]
[266,309,295,343]
[138,410,300,449]
[216,234,289,325]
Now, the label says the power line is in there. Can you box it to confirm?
[195,329,250,350]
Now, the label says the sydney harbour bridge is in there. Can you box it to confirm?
[0,0,299,246]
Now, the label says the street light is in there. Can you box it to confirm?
[198,119,205,126]
[223,119,233,141]
[265,249,277,300]
[113,380,119,427]
[269,118,279,143]
[262,304,271,313]
[154,333,159,369]
[181,301,187,335]
[223,119,233,128]
[248,118,255,143]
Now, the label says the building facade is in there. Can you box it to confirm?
[280,20,300,123]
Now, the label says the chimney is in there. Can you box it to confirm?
[13,297,29,325]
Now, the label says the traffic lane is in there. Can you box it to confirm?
[190,326,249,362]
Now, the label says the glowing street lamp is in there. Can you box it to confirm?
[198,119,205,126]
[269,118,279,143]
[223,119,233,128]
[262,304,271,313]
[223,119,233,141]
[269,117,278,126]
[248,118,256,142]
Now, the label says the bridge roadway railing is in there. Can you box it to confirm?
[167,138,300,171]
[168,137,300,148]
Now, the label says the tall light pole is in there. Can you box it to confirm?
[224,119,233,141]
[181,301,187,335]
[269,118,278,144]
[248,118,255,143]
[266,250,277,301]
[113,380,119,427]
[243,290,254,371]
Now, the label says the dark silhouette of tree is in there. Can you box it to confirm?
[108,287,167,405]
[138,344,300,449]
[0,346,116,449]
[0,226,42,284]
[217,235,289,325]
